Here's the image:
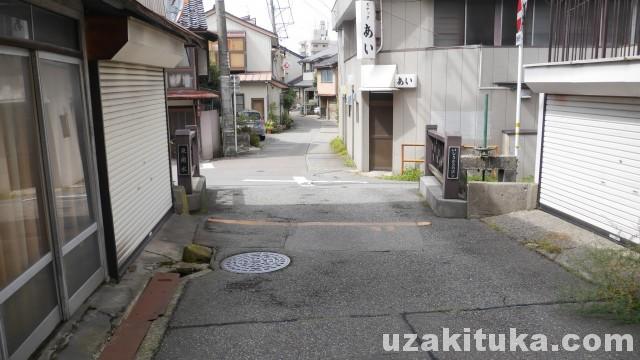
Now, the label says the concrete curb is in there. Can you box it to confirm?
[135,269,212,360]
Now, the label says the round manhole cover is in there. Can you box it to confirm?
[220,252,291,274]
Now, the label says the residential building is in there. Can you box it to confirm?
[166,0,220,160]
[0,1,200,358]
[332,0,550,174]
[315,54,339,120]
[524,0,640,245]
[281,46,304,85]
[293,47,338,115]
[205,7,288,120]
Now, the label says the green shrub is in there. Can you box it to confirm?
[249,133,260,147]
[330,137,355,168]
[281,112,294,129]
[381,167,422,182]
[282,88,296,110]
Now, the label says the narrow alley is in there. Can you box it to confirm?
[154,114,639,359]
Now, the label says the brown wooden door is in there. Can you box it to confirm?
[251,98,265,118]
[369,93,393,171]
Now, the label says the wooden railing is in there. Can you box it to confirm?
[425,125,461,199]
[400,143,425,174]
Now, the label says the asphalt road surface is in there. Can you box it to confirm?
[156,114,639,359]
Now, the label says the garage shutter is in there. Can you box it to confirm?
[99,61,173,265]
[540,95,640,244]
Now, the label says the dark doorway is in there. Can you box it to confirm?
[369,93,393,171]
[251,98,265,118]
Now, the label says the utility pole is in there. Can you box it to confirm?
[217,0,235,156]
[269,0,277,36]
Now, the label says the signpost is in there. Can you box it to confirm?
[356,0,376,60]
[231,74,239,153]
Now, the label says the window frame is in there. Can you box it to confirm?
[320,69,333,83]
[228,35,246,72]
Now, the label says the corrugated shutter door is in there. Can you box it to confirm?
[540,95,640,244]
[99,61,173,265]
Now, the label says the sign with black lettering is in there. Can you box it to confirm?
[447,146,460,180]
[356,0,376,59]
[177,144,190,176]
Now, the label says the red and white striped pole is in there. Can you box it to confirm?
[515,0,527,158]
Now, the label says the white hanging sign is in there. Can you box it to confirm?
[356,0,376,59]
[395,74,417,88]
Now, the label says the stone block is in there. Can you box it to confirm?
[182,244,213,263]
[419,176,467,218]
[467,182,538,218]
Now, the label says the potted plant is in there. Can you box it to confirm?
[265,119,275,133]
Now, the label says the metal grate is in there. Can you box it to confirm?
[220,252,291,274]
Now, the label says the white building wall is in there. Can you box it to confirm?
[338,0,546,177]
[284,51,303,84]
[206,14,274,72]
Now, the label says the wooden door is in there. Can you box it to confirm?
[251,98,265,118]
[369,93,393,171]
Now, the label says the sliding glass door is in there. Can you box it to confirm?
[0,47,103,360]
[38,53,103,315]
[0,47,62,360]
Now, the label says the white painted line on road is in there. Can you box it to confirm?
[293,176,314,187]
[241,176,369,187]
[201,163,215,169]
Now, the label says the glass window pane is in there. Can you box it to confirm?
[63,233,100,296]
[39,59,94,243]
[0,0,31,40]
[228,37,245,51]
[466,0,496,45]
[434,0,465,46]
[532,0,551,46]
[0,53,50,289]
[229,53,245,69]
[502,0,517,45]
[2,262,58,356]
[32,6,79,50]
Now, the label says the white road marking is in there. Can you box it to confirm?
[201,162,215,169]
[242,176,368,187]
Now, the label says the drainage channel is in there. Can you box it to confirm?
[221,252,291,274]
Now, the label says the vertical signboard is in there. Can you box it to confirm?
[446,146,460,180]
[356,0,376,59]
[177,144,190,176]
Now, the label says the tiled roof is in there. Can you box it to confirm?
[314,54,338,69]
[300,47,337,63]
[178,0,208,31]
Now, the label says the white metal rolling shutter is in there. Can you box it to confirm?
[99,61,173,265]
[540,95,640,244]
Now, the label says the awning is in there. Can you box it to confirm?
[167,89,219,100]
[360,64,399,92]
[236,72,289,89]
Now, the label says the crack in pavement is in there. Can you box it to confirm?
[166,299,586,332]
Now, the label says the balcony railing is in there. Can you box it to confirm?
[549,0,640,62]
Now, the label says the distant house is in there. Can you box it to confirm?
[292,47,338,115]
[314,54,339,120]
[166,0,220,160]
[205,7,288,120]
[524,0,640,245]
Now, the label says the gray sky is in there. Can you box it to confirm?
[203,0,337,53]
